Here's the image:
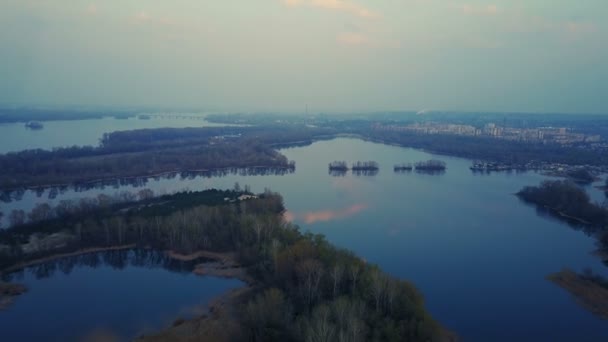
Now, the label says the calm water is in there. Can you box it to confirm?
[0,249,243,341]
[0,115,229,153]
[2,125,608,340]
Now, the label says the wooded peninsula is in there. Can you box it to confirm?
[0,189,452,342]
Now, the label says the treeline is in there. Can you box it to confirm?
[352,161,379,171]
[0,189,280,268]
[328,161,379,171]
[2,189,157,228]
[414,160,446,171]
[0,126,323,190]
[359,129,608,166]
[516,180,608,227]
[0,190,445,341]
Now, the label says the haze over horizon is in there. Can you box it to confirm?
[1,0,606,114]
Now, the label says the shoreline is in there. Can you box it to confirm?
[548,269,608,320]
[1,244,137,275]
[1,165,295,193]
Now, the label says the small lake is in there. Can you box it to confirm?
[0,249,243,341]
[1,120,608,341]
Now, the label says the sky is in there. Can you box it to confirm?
[0,0,606,114]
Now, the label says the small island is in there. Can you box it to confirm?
[351,161,379,171]
[516,180,607,227]
[24,121,44,130]
[415,160,446,173]
[328,161,348,171]
[394,163,413,172]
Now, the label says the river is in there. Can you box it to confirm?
[1,119,608,341]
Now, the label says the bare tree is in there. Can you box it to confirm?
[252,217,264,244]
[349,263,360,294]
[385,277,398,313]
[370,268,385,312]
[330,263,343,298]
[305,305,335,342]
[297,259,324,307]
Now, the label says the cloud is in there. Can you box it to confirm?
[283,211,295,222]
[85,4,98,15]
[564,22,596,35]
[458,4,500,16]
[337,32,369,46]
[302,203,368,224]
[282,0,379,19]
[134,11,152,22]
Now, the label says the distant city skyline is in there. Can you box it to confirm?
[1,0,607,114]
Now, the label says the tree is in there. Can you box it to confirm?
[9,209,26,226]
[28,203,53,222]
[330,263,344,298]
[304,305,336,342]
[370,268,385,311]
[244,288,290,341]
[349,263,361,294]
[137,189,154,201]
[297,259,324,308]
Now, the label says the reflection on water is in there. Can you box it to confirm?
[0,167,294,203]
[2,137,608,341]
[0,249,242,341]
[3,249,212,282]
[0,116,232,154]
[299,203,369,224]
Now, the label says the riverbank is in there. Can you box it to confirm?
[0,282,27,310]
[167,250,253,284]
[548,269,608,320]
[137,286,253,342]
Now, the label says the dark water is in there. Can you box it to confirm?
[2,135,608,340]
[0,249,242,341]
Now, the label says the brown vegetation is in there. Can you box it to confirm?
[548,269,608,320]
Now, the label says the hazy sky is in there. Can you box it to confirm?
[1,0,606,113]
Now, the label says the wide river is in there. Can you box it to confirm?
[1,118,608,341]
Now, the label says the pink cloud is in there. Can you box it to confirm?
[134,11,152,22]
[459,4,500,16]
[283,211,295,222]
[85,4,98,15]
[302,203,368,224]
[282,0,379,19]
[564,22,596,34]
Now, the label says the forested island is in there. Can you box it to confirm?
[516,180,608,227]
[394,163,413,172]
[0,189,451,341]
[0,126,328,190]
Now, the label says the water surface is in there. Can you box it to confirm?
[0,116,228,153]
[0,249,242,341]
[2,132,608,341]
